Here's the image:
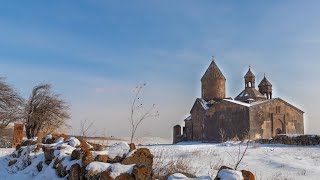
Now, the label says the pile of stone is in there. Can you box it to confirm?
[256,134,320,146]
[213,166,255,180]
[6,134,154,180]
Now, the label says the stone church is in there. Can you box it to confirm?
[173,60,304,143]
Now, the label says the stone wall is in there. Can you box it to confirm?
[204,101,250,142]
[201,78,225,101]
[173,125,181,144]
[191,100,206,141]
[184,119,193,141]
[249,98,304,139]
[256,134,320,146]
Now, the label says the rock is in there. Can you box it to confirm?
[215,169,244,180]
[241,170,255,180]
[78,138,90,149]
[53,158,60,169]
[56,134,69,141]
[57,163,67,177]
[95,154,108,163]
[8,159,17,166]
[122,148,153,177]
[107,155,124,163]
[15,144,21,151]
[85,171,100,180]
[71,149,82,160]
[68,137,82,148]
[82,149,94,167]
[99,171,111,180]
[10,153,17,158]
[43,147,55,165]
[214,166,235,180]
[21,139,37,146]
[133,165,151,180]
[129,143,136,152]
[56,146,66,150]
[219,166,233,171]
[88,142,106,151]
[68,163,83,180]
[214,166,247,180]
[107,142,130,160]
[32,144,44,153]
[100,171,135,180]
[42,134,68,144]
[37,161,43,172]
[17,149,23,158]
[44,138,56,144]
[42,134,54,144]
[118,173,135,180]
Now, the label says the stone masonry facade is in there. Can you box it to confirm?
[173,60,304,143]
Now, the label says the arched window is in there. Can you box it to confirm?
[248,82,252,87]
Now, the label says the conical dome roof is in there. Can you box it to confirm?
[244,67,255,78]
[259,75,272,87]
[201,60,226,81]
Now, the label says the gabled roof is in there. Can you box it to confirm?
[190,98,209,113]
[223,98,304,113]
[201,60,226,81]
[258,76,272,87]
[223,99,251,107]
[184,115,191,121]
[255,98,304,113]
[244,67,255,78]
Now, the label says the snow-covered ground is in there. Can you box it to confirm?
[146,142,320,180]
[87,136,172,146]
[0,139,320,179]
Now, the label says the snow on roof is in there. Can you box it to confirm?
[239,91,248,97]
[199,98,209,110]
[184,115,191,121]
[223,99,251,107]
[223,98,278,107]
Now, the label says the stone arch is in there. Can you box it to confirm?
[272,117,285,137]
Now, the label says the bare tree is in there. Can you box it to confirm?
[79,119,95,140]
[130,83,159,144]
[0,78,24,129]
[24,83,70,139]
[226,141,249,170]
[234,141,249,170]
[219,128,226,143]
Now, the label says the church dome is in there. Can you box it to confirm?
[201,60,226,81]
[258,76,272,87]
[244,67,255,78]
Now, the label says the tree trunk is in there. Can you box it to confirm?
[25,124,31,139]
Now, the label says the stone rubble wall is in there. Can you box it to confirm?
[255,134,320,146]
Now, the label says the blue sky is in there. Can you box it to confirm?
[1,1,320,137]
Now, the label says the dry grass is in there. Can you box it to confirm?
[297,169,307,176]
[152,150,196,180]
[268,172,292,180]
[208,158,224,177]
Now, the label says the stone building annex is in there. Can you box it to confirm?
[173,59,304,143]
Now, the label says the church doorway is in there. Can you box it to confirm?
[272,114,285,137]
[275,128,282,135]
